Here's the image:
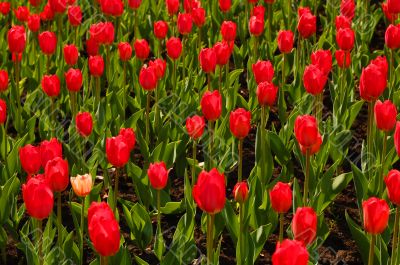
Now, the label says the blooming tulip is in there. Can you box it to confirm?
[118,42,132,61]
[64,44,79,65]
[374,100,397,132]
[363,197,389,234]
[39,31,57,55]
[128,0,141,9]
[294,115,321,149]
[388,0,400,14]
[65,68,82,92]
[199,48,217,73]
[166,37,182,60]
[40,138,62,168]
[221,21,237,42]
[335,50,351,68]
[139,65,157,91]
[192,7,205,27]
[106,135,130,168]
[249,15,264,36]
[385,24,400,50]
[272,239,309,265]
[292,207,317,246]
[148,162,169,190]
[133,39,150,60]
[186,115,205,140]
[149,59,167,80]
[100,0,124,17]
[19,144,41,175]
[45,157,69,192]
[49,0,67,13]
[335,15,351,29]
[213,42,231,66]
[252,60,274,84]
[0,2,10,15]
[42,74,60,97]
[340,0,355,20]
[297,10,316,39]
[310,50,332,75]
[256,81,278,107]
[76,112,93,137]
[14,6,29,22]
[200,90,222,121]
[303,64,328,95]
[359,62,387,102]
[229,108,251,139]
[71,174,93,197]
[154,21,168,39]
[177,13,193,35]
[219,0,231,12]
[68,5,82,26]
[8,26,26,54]
[119,128,136,151]
[277,30,294,53]
[89,56,104,77]
[22,177,54,220]
[28,14,41,32]
[270,182,292,213]
[166,0,179,15]
[336,28,355,51]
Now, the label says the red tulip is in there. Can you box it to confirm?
[256,81,278,107]
[14,6,30,22]
[166,0,179,15]
[221,21,237,42]
[297,10,316,39]
[40,138,62,168]
[335,15,351,29]
[294,115,320,149]
[19,144,41,175]
[0,99,6,125]
[106,135,131,168]
[229,108,251,139]
[65,68,82,92]
[0,70,8,92]
[45,157,69,192]
[233,181,249,204]
[166,37,183,60]
[68,6,82,26]
[292,207,317,246]
[192,7,206,27]
[39,31,57,55]
[359,61,387,102]
[277,30,294,53]
[199,48,217,73]
[76,112,93,137]
[177,13,193,35]
[128,0,141,9]
[22,177,54,220]
[272,239,309,265]
[374,100,397,132]
[249,15,264,36]
[193,168,226,214]
[363,197,389,235]
[252,60,274,84]
[12,53,22,63]
[28,14,41,32]
[382,3,398,23]
[8,26,26,54]
[311,50,332,75]
[42,74,60,97]
[270,182,292,213]
[100,0,124,17]
[86,38,99,56]
[385,24,400,50]
[213,41,231,66]
[371,56,389,77]
[252,5,265,20]
[149,59,167,80]
[219,0,231,12]
[40,2,54,21]
[89,22,114,45]
[88,202,120,257]
[89,56,104,77]
[183,0,201,12]
[119,128,136,150]
[336,28,355,51]
[148,162,169,190]
[0,2,10,15]
[303,64,328,96]
[385,170,400,206]
[200,90,222,121]
[64,44,79,65]
[335,50,351,69]
[49,0,67,13]
[340,0,355,20]
[118,42,132,61]
[395,122,400,156]
[133,39,150,60]
[388,0,400,14]
[139,65,157,91]
[154,21,169,39]
[186,115,205,140]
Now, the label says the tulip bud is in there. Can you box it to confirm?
[385,24,400,50]
[40,138,62,168]
[233,181,249,204]
[148,162,169,190]
[297,10,316,39]
[292,207,317,246]
[40,2,54,21]
[100,0,124,17]
[382,3,398,23]
[303,64,327,96]
[119,128,136,151]
[199,48,217,73]
[310,50,332,75]
[63,44,79,66]
[229,108,251,139]
[19,144,41,175]
[192,7,206,27]
[22,177,54,220]
[277,30,294,54]
[8,26,26,54]
[42,74,60,97]
[0,70,8,92]
[219,0,231,12]
[200,90,222,121]
[221,21,237,42]
[118,42,132,61]
[374,100,397,132]
[249,15,264,36]
[154,21,169,39]
[65,68,83,92]
[166,0,179,15]
[272,239,309,265]
[76,112,93,137]
[186,115,205,140]
[385,170,400,206]
[45,157,69,192]
[106,135,131,168]
[269,182,292,213]
[133,39,150,60]
[213,41,231,66]
[0,2,10,16]
[336,28,355,51]
[177,13,193,35]
[89,55,104,77]
[166,37,183,60]
[71,174,93,197]
[359,61,387,102]
[68,5,82,26]
[363,197,389,235]
[139,65,157,91]
[28,14,41,32]
[294,115,321,149]
[39,31,57,55]
[14,6,30,22]
[252,60,274,84]
[335,50,351,69]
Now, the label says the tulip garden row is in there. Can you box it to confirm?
[2,0,400,264]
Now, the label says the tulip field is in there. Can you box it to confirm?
[3,0,400,264]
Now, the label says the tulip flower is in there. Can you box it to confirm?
[221,21,237,42]
[166,0,179,15]
[219,0,231,12]
[385,170,400,265]
[177,13,193,35]
[14,6,29,22]
[382,2,398,23]
[154,21,168,39]
[118,42,132,95]
[272,239,309,265]
[335,15,351,30]
[363,197,389,265]
[128,0,141,9]
[213,41,231,90]
[297,9,316,39]
[336,28,355,51]
[39,31,57,55]
[388,0,400,14]
[385,25,400,96]
[89,55,104,110]
[133,39,150,61]
[335,50,351,69]
[303,64,328,96]
[292,207,317,246]
[19,144,41,175]
[100,0,124,17]
[270,182,292,241]
[186,115,205,184]
[40,138,62,168]
[63,44,79,66]
[252,60,274,85]
[119,128,136,151]
[192,7,205,28]
[233,180,248,263]
[0,70,8,92]
[40,2,54,21]
[27,14,41,32]
[0,2,10,16]
[277,30,294,54]
[340,0,355,20]
[68,5,82,27]
[256,81,278,107]
[76,112,93,138]
[311,50,332,76]
[199,48,217,91]
[166,37,182,60]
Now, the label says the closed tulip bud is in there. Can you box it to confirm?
[229,108,251,139]
[270,182,292,213]
[71,174,93,197]
[363,197,389,235]
[249,15,264,36]
[336,28,355,51]
[0,2,10,15]
[374,100,397,132]
[177,13,193,35]
[8,26,26,54]
[277,30,294,53]
[100,0,124,17]
[128,0,142,9]
[256,81,278,107]
[106,135,131,167]
[148,162,169,190]
[118,42,132,61]
[395,122,400,156]
[385,24,400,50]
[385,170,400,206]
[86,38,99,56]
[14,6,30,22]
[42,74,60,97]
[19,144,41,175]
[65,68,82,92]
[0,99,6,125]
[45,157,69,192]
[22,177,54,220]
[49,0,67,13]
[272,239,309,265]
[294,115,320,149]
[40,138,62,168]
[252,60,274,84]
[292,207,317,246]
[297,11,316,39]
[40,2,54,21]
[310,50,332,75]
[193,168,226,214]
[219,0,231,12]
[221,21,237,42]
[76,112,93,137]
[303,64,327,95]
[233,181,249,204]
[39,31,57,55]
[252,5,265,19]
[199,48,217,73]
[0,70,8,92]
[89,56,104,77]
[359,62,387,102]
[119,128,136,151]
[139,65,157,91]
[340,0,355,20]
[186,115,205,140]
[149,59,167,80]
[63,44,79,66]
[88,202,120,257]
[28,14,41,32]
[335,15,351,30]
[382,3,398,23]
[166,37,183,60]
[201,90,222,121]
[154,21,169,39]
[388,0,400,14]
[192,7,206,27]
[134,39,150,60]
[166,0,179,15]
[68,6,82,26]
[335,50,351,68]
[213,41,231,66]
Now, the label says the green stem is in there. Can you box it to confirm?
[182,36,186,89]
[106,45,111,83]
[51,97,56,137]
[134,10,138,39]
[267,3,272,51]
[70,92,77,118]
[47,55,51,74]
[123,62,127,121]
[2,124,10,178]
[238,139,243,182]
[198,27,202,52]
[207,73,211,92]
[206,214,215,265]
[238,203,244,265]
[367,100,375,178]
[191,140,197,187]
[279,213,284,242]
[391,207,400,265]
[57,192,62,247]
[208,121,214,170]
[100,256,108,265]
[80,197,85,265]
[114,168,120,215]
[225,63,229,92]
[146,91,151,143]
[155,83,159,131]
[219,66,222,91]
[389,49,394,99]
[75,27,79,48]
[368,234,376,265]
[173,60,177,92]
[38,219,43,265]
[260,106,267,188]
[303,149,310,206]
[378,131,388,195]
[94,77,100,112]
[157,189,161,233]
[15,58,21,132]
